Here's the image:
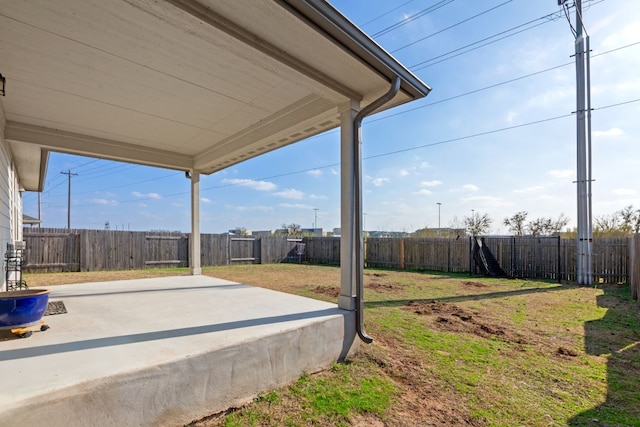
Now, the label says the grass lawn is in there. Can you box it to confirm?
[25,264,640,426]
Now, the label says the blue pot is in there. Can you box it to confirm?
[0,289,50,329]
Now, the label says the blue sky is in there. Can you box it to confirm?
[23,0,640,234]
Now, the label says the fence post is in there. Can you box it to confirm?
[557,236,561,283]
[399,238,405,270]
[468,236,473,275]
[79,230,87,272]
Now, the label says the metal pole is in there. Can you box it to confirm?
[61,170,77,230]
[574,0,591,285]
[437,202,441,230]
[313,208,319,231]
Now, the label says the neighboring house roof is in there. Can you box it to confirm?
[0,0,430,191]
[22,214,41,226]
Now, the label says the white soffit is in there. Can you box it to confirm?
[0,0,430,191]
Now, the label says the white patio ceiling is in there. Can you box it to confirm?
[0,0,430,192]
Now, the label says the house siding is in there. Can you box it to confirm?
[0,107,23,291]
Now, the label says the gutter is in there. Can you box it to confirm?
[278,0,431,100]
[353,77,401,343]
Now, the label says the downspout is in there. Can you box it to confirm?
[353,77,401,343]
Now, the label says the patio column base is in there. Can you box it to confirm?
[338,295,356,311]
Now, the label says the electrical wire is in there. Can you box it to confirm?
[371,0,455,38]
[59,97,640,208]
[29,38,640,209]
[391,0,513,54]
[360,0,417,27]
[409,10,564,69]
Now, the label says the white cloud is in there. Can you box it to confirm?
[505,111,518,123]
[513,186,544,194]
[413,189,432,196]
[309,194,327,200]
[274,188,304,199]
[222,178,276,191]
[370,177,389,187]
[399,169,410,177]
[463,195,512,207]
[451,184,479,193]
[307,169,323,177]
[593,127,624,138]
[420,180,442,187]
[419,162,430,169]
[201,197,212,204]
[226,204,273,212]
[89,198,118,206]
[612,188,638,196]
[278,203,312,209]
[548,169,573,179]
[132,191,162,200]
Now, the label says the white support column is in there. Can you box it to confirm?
[339,100,360,310]
[190,169,202,275]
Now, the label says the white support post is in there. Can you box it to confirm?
[339,100,360,310]
[190,169,202,275]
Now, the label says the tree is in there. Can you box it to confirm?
[619,205,640,234]
[526,214,569,236]
[280,223,302,237]
[235,227,249,237]
[592,205,640,237]
[594,214,620,235]
[503,211,528,236]
[548,213,570,235]
[464,212,492,236]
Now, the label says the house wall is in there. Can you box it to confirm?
[0,102,23,291]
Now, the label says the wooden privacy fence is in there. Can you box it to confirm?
[630,234,640,306]
[20,228,632,284]
[21,228,306,273]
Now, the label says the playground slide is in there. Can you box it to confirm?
[473,237,508,278]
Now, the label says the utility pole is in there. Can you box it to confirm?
[61,170,78,230]
[37,192,41,228]
[313,208,319,230]
[437,202,442,231]
[561,0,593,284]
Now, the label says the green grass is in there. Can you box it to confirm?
[204,265,640,426]
[26,264,640,426]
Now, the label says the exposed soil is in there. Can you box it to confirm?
[405,300,528,344]
[311,285,340,297]
[366,281,401,293]
[365,337,486,427]
[463,281,489,288]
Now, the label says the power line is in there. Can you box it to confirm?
[372,0,455,38]
[61,97,640,208]
[410,9,564,70]
[360,0,417,27]
[43,37,638,205]
[391,0,514,54]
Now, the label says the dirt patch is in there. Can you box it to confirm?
[366,281,400,293]
[311,285,340,298]
[366,272,388,278]
[557,347,579,357]
[405,300,527,344]
[367,338,486,426]
[464,281,489,288]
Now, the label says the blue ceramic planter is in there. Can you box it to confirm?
[0,289,50,329]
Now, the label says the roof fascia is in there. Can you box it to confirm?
[277,0,431,100]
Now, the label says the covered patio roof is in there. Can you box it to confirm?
[0,0,430,192]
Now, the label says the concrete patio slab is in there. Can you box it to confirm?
[0,276,356,426]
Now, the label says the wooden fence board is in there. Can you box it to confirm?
[629,235,639,303]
